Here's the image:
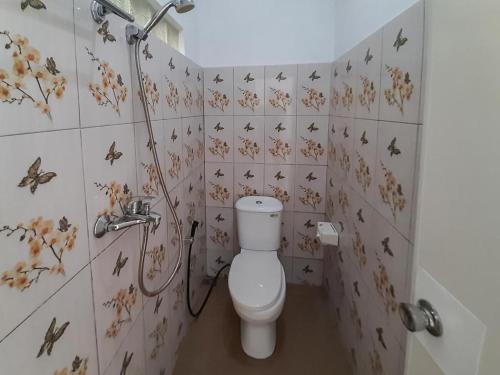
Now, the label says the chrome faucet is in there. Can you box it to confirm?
[93,197,161,238]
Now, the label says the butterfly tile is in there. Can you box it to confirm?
[0,266,98,374]
[74,0,133,127]
[182,116,198,177]
[0,0,79,136]
[294,165,327,213]
[263,164,295,211]
[351,119,378,202]
[91,227,142,371]
[206,248,233,277]
[0,129,89,340]
[192,65,204,117]
[336,50,357,118]
[204,67,233,116]
[331,116,354,184]
[164,118,184,191]
[81,123,137,258]
[297,63,331,115]
[206,207,234,252]
[264,64,297,115]
[234,66,265,115]
[204,115,234,162]
[355,29,383,120]
[162,45,184,119]
[233,115,265,163]
[164,184,184,278]
[234,163,264,200]
[132,36,164,123]
[205,162,233,208]
[292,258,323,286]
[296,115,329,165]
[325,165,336,220]
[380,1,424,123]
[293,212,324,259]
[193,116,205,168]
[330,62,342,117]
[102,311,146,375]
[180,54,200,117]
[374,121,418,239]
[278,211,294,257]
[135,121,165,206]
[264,115,297,164]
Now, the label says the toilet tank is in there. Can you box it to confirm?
[235,196,283,251]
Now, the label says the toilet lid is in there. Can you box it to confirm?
[229,252,283,311]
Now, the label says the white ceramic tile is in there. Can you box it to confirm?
[234,66,265,115]
[233,163,264,199]
[263,164,295,211]
[205,162,233,208]
[0,130,89,340]
[204,115,234,162]
[293,212,324,259]
[380,1,424,123]
[233,115,265,163]
[0,267,98,374]
[264,64,297,115]
[81,123,138,258]
[264,115,297,164]
[297,63,331,115]
[292,258,323,286]
[74,0,133,126]
[0,0,79,136]
[204,67,233,115]
[294,165,327,213]
[206,207,234,252]
[295,115,329,165]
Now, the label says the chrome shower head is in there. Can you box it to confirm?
[141,0,195,39]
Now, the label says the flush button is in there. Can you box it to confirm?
[256,200,262,205]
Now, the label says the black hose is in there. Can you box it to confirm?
[187,220,230,318]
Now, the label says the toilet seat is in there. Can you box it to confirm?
[229,251,283,312]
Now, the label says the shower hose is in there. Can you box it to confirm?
[134,39,230,314]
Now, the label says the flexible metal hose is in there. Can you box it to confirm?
[133,39,184,297]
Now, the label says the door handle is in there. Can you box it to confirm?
[399,299,443,337]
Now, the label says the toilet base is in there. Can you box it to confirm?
[240,320,276,359]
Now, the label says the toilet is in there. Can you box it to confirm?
[228,196,286,359]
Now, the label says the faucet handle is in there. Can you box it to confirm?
[126,196,154,214]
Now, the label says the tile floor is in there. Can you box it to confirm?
[173,282,352,375]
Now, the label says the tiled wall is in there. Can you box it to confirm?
[324,2,424,375]
[203,63,332,285]
[0,1,206,375]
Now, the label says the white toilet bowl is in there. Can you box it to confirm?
[228,196,286,359]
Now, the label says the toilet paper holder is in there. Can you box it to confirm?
[316,222,339,246]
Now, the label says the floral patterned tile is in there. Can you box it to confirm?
[355,29,383,120]
[193,116,205,167]
[336,50,357,118]
[297,63,331,116]
[278,211,294,258]
[205,162,233,208]
[206,207,234,252]
[0,266,98,374]
[374,121,418,239]
[164,118,184,191]
[330,62,341,117]
[180,55,201,117]
[0,0,79,136]
[264,115,297,164]
[234,66,265,115]
[206,248,233,277]
[294,165,327,213]
[264,64,297,115]
[204,115,234,163]
[380,0,424,124]
[331,116,354,184]
[103,310,146,375]
[291,258,323,286]
[204,67,233,116]
[162,45,184,120]
[182,116,198,177]
[233,115,265,163]
[295,115,329,165]
[293,212,324,259]
[81,123,137,258]
[263,164,295,211]
[234,163,264,200]
[192,65,204,117]
[91,227,142,371]
[0,129,89,340]
[351,118,378,202]
[135,121,165,206]
[74,0,133,127]
[131,36,163,123]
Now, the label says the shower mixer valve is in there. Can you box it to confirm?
[93,196,161,238]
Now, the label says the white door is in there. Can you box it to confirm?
[404,0,500,374]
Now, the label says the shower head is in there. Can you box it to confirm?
[141,0,195,39]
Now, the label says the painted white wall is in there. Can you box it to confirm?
[170,0,336,67]
[334,0,419,57]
